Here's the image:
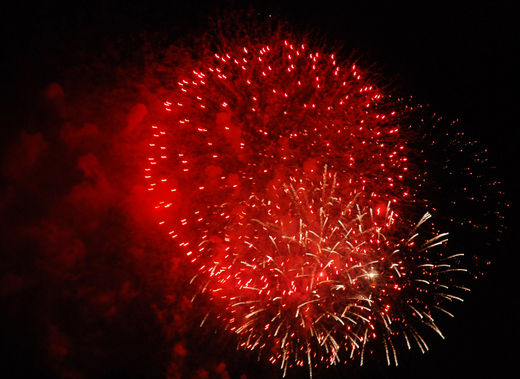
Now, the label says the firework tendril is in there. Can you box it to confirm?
[145,33,469,377]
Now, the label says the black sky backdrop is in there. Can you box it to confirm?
[1,1,517,378]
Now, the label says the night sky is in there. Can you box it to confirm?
[1,1,517,378]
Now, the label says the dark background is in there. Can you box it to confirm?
[1,1,517,378]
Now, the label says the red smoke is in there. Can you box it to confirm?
[0,68,248,377]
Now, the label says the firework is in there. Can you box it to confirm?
[145,32,469,376]
[207,167,467,376]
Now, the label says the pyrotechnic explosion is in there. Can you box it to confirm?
[145,30,472,376]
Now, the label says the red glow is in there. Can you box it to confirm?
[145,36,466,374]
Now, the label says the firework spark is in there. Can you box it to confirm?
[145,32,469,376]
[200,167,466,377]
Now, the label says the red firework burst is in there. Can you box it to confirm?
[145,33,466,376]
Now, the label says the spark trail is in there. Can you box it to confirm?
[145,32,470,376]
